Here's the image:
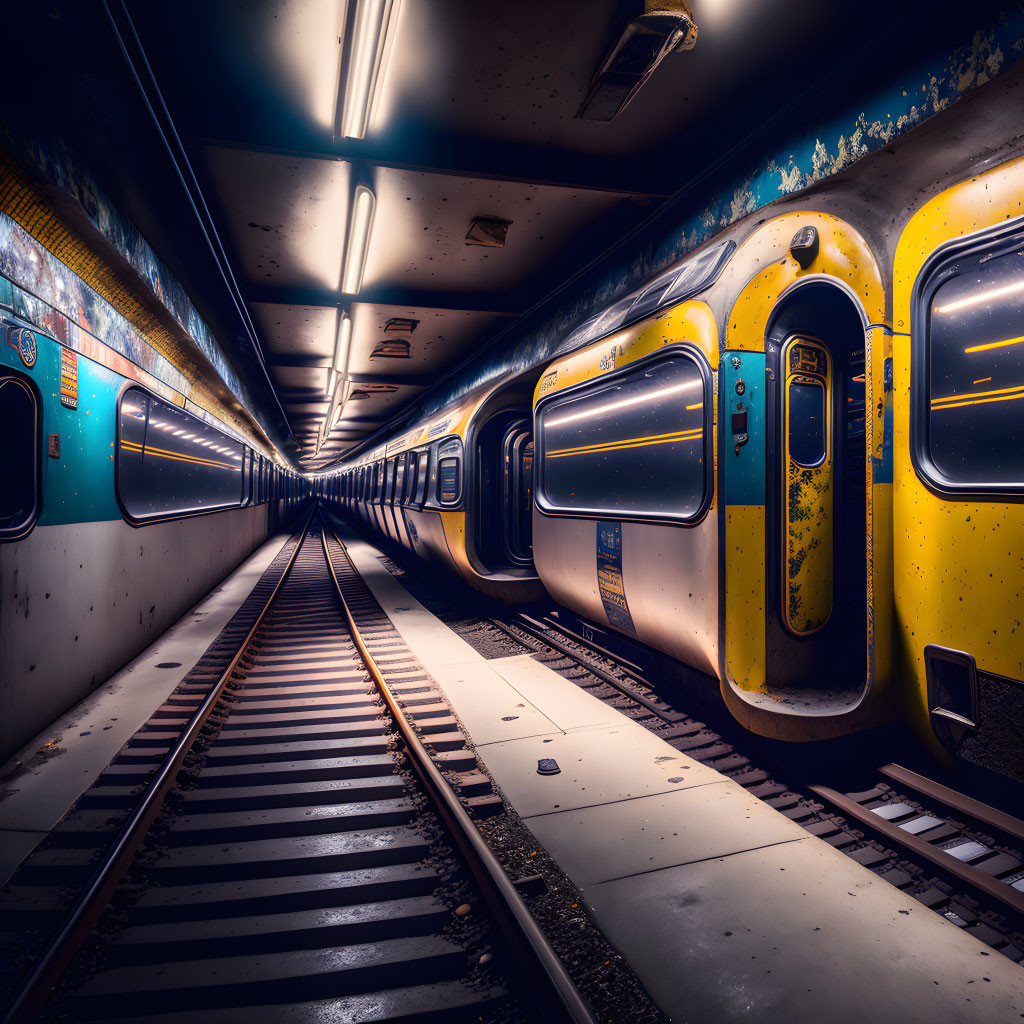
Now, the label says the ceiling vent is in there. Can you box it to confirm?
[370,338,412,359]
[384,317,420,333]
[372,316,417,359]
[465,216,512,247]
[350,383,400,400]
[579,3,698,122]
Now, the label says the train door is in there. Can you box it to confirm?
[779,337,833,635]
[501,421,534,565]
[475,412,535,571]
[764,286,867,700]
[389,455,411,547]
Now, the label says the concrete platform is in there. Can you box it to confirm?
[0,530,293,884]
[335,523,1024,1024]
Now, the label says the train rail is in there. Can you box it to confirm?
[0,516,596,1023]
[368,534,1024,964]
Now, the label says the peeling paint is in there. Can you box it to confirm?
[0,137,277,451]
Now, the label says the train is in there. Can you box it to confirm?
[329,119,1024,781]
[0,295,307,762]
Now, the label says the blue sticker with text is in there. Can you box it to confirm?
[596,521,635,635]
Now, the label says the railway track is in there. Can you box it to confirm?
[0,516,595,1024]
[367,531,1024,965]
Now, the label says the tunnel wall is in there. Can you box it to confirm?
[0,501,300,763]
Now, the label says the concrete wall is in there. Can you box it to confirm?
[0,500,302,761]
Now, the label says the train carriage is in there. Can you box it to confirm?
[334,374,544,605]
[529,212,892,741]
[892,155,1024,780]
[0,303,306,760]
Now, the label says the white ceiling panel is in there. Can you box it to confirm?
[363,166,629,295]
[203,147,351,292]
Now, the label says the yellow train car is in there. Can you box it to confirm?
[340,375,544,604]
[892,156,1024,779]
[532,212,891,741]
[336,92,1024,759]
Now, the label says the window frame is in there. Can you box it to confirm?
[388,456,403,505]
[534,344,714,527]
[413,449,430,506]
[911,215,1024,501]
[400,451,416,506]
[241,449,253,507]
[115,383,249,526]
[425,435,464,509]
[0,367,42,542]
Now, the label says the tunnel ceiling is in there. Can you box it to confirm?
[5,0,968,471]
[120,0,930,471]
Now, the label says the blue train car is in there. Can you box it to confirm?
[0,297,307,761]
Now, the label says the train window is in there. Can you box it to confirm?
[241,449,253,506]
[787,378,827,467]
[0,372,40,541]
[434,438,463,507]
[536,350,709,522]
[402,455,413,504]
[117,387,246,523]
[400,452,415,505]
[914,228,1024,493]
[414,450,430,504]
[392,456,405,503]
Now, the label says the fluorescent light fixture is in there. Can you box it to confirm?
[341,186,375,294]
[340,0,401,139]
[333,312,353,371]
[937,278,1024,314]
[545,379,702,428]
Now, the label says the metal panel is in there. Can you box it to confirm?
[620,518,719,678]
[0,506,278,761]
[532,510,604,627]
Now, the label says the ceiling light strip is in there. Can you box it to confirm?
[341,185,376,295]
[340,0,401,140]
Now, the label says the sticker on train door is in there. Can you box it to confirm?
[8,327,36,368]
[59,346,78,409]
[403,510,418,545]
[596,521,635,634]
